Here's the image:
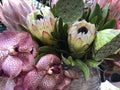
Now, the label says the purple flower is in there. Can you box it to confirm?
[0,30,38,78]
[22,54,79,90]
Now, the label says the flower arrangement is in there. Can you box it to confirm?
[0,0,120,90]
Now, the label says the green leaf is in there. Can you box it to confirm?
[90,16,98,24]
[56,0,84,25]
[51,5,57,17]
[62,55,71,65]
[68,56,76,66]
[84,8,91,21]
[62,55,76,66]
[102,19,116,29]
[94,29,120,61]
[39,46,58,54]
[102,3,109,19]
[86,60,101,67]
[97,18,105,31]
[89,3,101,23]
[75,59,90,80]
[95,29,120,51]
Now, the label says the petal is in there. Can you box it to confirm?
[17,32,33,53]
[56,77,71,90]
[23,69,45,90]
[2,56,22,78]
[17,53,34,72]
[41,31,54,45]
[39,75,56,90]
[5,78,15,90]
[64,70,79,79]
[0,77,9,89]
[36,54,61,71]
[0,30,18,49]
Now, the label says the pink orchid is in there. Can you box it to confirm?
[0,30,38,78]
[19,54,79,90]
[0,0,32,31]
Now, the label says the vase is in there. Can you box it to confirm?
[70,67,101,90]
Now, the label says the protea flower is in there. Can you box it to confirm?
[68,20,96,53]
[27,6,56,45]
[0,0,32,31]
[93,0,120,20]
[0,30,38,78]
[116,19,120,29]
[50,0,59,7]
[22,54,79,90]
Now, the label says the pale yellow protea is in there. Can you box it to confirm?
[68,20,96,53]
[27,6,56,45]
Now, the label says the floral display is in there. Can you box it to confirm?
[0,0,120,90]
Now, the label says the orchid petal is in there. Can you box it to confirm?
[2,56,22,78]
[23,69,46,90]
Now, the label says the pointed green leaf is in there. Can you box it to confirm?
[95,29,120,51]
[68,56,76,66]
[39,46,58,54]
[97,18,105,31]
[62,55,71,65]
[51,5,57,17]
[86,60,101,67]
[90,16,98,24]
[102,3,109,19]
[75,60,90,80]
[56,0,84,25]
[89,3,101,23]
[94,29,120,61]
[102,19,116,29]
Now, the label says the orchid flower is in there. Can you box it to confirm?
[20,54,79,90]
[0,30,38,78]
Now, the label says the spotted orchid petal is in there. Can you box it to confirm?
[18,53,34,72]
[2,56,22,78]
[5,78,15,90]
[36,54,61,71]
[23,69,46,90]
[38,75,56,90]
[0,30,18,49]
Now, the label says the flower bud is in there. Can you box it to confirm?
[27,6,56,45]
[68,20,96,53]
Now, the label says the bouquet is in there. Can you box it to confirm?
[0,0,120,90]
